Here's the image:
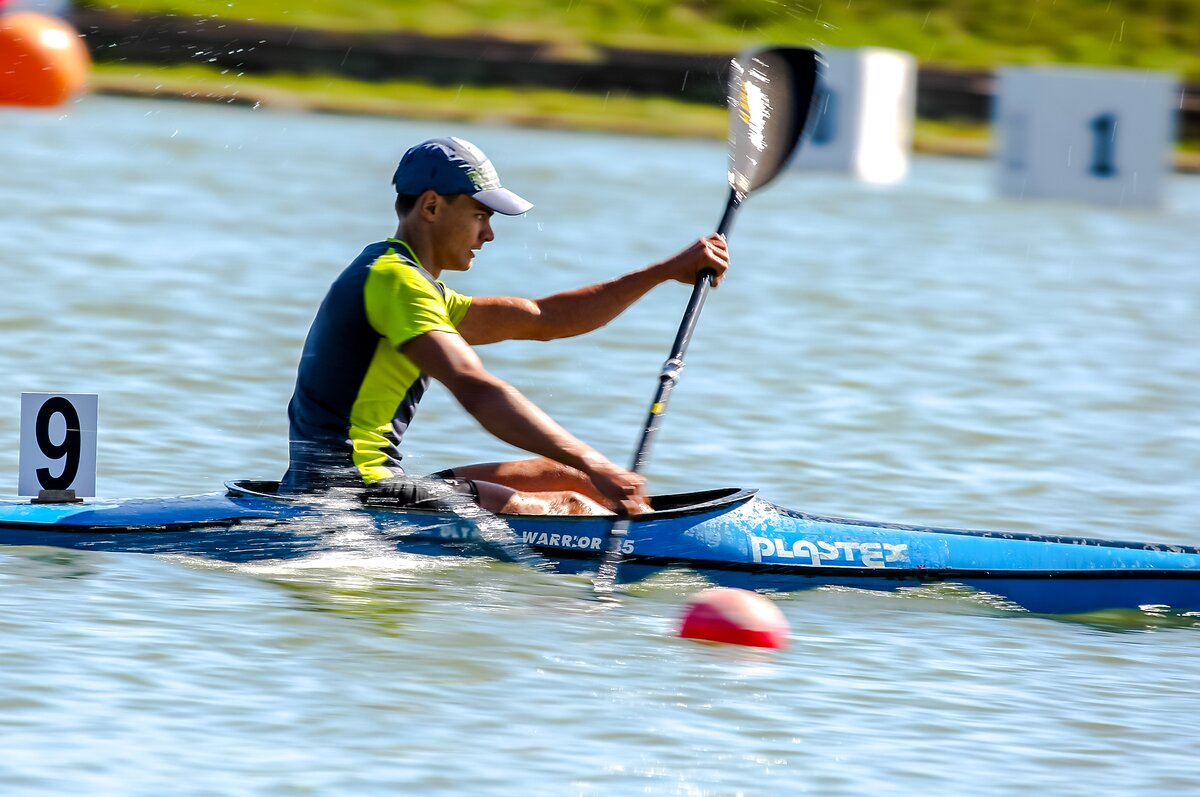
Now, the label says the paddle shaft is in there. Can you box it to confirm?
[592,47,819,594]
[629,189,742,473]
[594,190,743,591]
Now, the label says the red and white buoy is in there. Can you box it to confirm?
[678,587,789,649]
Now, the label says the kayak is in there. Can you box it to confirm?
[3,480,1199,614]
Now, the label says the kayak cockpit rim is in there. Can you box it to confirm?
[223,479,758,520]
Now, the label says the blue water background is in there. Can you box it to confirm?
[2,97,1199,795]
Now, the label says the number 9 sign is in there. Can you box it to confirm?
[19,393,97,497]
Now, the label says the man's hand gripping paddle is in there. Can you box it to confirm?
[594,47,822,596]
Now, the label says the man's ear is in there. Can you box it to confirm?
[417,190,441,221]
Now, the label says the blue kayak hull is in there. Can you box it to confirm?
[1,480,1199,615]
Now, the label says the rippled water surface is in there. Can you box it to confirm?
[2,97,1199,795]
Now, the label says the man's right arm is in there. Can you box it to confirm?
[456,235,729,346]
[401,329,648,513]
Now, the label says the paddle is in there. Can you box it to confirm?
[593,46,821,595]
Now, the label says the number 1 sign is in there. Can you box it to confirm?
[19,393,97,497]
[995,66,1177,208]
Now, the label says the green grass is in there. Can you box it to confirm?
[913,118,989,157]
[83,3,1200,167]
[82,0,1200,78]
[90,62,727,138]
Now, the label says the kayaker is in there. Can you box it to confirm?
[281,136,728,516]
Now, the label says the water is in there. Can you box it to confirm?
[2,97,1199,794]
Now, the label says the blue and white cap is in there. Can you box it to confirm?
[392,137,533,216]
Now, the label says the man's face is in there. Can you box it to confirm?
[431,194,495,272]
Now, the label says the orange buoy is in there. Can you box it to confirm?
[678,587,790,649]
[0,12,91,107]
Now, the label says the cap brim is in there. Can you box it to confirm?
[474,187,533,216]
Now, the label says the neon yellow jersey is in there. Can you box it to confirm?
[283,239,472,490]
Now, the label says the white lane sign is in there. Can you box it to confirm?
[19,393,98,497]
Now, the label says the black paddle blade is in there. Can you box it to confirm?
[727,47,821,198]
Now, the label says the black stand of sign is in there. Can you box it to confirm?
[31,489,83,504]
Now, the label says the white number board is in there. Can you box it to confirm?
[792,47,917,185]
[18,393,98,497]
[995,66,1177,207]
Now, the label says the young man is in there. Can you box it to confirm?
[282,137,729,516]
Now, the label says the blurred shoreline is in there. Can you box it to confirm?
[73,7,1200,172]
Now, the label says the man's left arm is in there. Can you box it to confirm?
[458,234,729,345]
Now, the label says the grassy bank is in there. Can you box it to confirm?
[90,63,1200,171]
[88,63,729,137]
[84,0,1200,79]
[91,61,979,152]
[80,2,1199,170]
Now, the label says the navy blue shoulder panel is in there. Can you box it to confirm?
[283,241,396,488]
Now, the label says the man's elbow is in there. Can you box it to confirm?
[519,300,556,341]
[523,300,591,341]
[444,370,509,411]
